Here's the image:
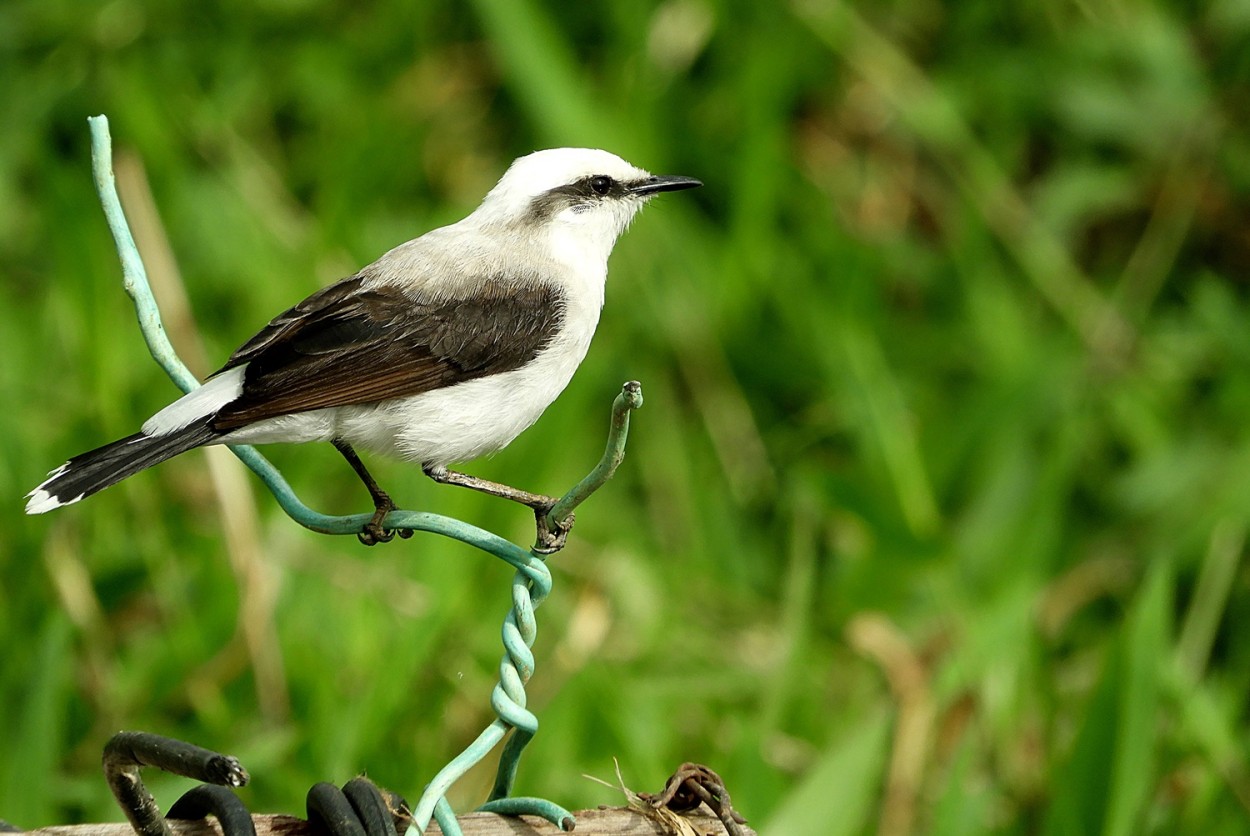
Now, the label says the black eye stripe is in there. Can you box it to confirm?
[529,174,627,219]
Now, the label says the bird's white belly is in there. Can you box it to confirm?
[360,333,594,465]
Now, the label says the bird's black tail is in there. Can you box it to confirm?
[25,419,219,514]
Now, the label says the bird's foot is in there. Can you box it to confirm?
[423,464,574,552]
[357,495,413,546]
[533,505,574,555]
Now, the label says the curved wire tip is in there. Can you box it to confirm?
[541,380,644,544]
[620,379,643,408]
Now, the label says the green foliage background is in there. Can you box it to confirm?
[3,1,1250,833]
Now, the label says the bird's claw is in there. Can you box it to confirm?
[357,501,411,546]
[533,506,574,555]
[357,525,393,546]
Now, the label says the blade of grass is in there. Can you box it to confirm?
[761,710,892,836]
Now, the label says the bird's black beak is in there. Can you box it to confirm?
[629,175,703,196]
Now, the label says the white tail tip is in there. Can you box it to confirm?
[25,487,82,514]
[25,462,78,514]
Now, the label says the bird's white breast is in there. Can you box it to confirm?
[367,256,604,465]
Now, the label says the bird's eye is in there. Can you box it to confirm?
[589,175,613,196]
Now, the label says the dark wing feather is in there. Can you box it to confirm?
[210,275,566,431]
[221,275,371,370]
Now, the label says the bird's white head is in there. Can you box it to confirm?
[469,148,701,263]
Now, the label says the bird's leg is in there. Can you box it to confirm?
[422,465,574,554]
[332,439,413,546]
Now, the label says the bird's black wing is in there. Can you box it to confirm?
[210,274,566,431]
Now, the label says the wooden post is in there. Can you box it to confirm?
[24,808,756,836]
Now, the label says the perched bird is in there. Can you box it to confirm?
[26,148,701,546]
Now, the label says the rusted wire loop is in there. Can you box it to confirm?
[641,763,749,836]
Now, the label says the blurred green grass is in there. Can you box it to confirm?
[3,1,1250,833]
